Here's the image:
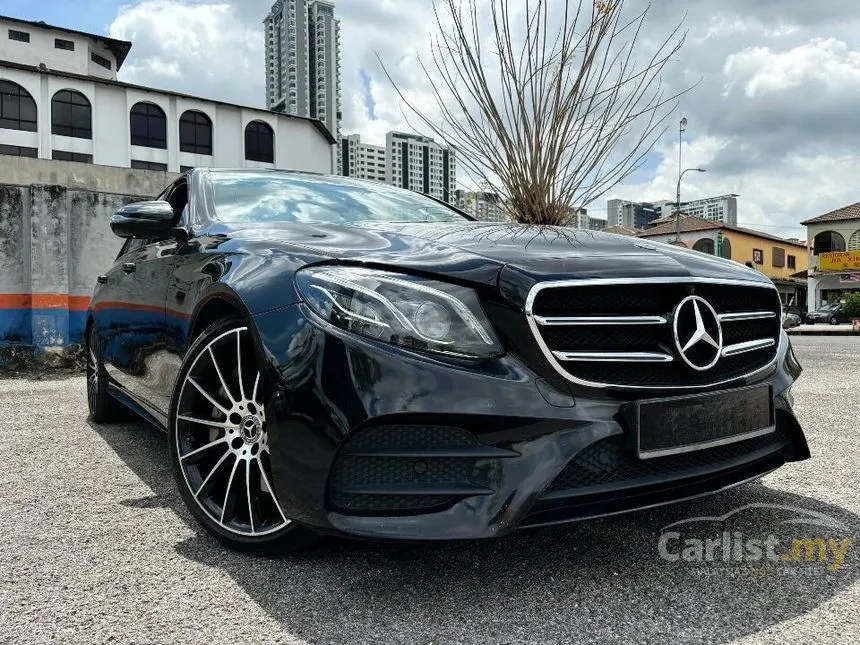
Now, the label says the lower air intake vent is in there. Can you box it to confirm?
[328,425,512,515]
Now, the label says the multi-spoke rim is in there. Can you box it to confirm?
[87,329,98,413]
[175,327,289,537]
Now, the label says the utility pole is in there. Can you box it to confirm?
[675,117,687,244]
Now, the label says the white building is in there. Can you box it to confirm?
[264,0,341,147]
[802,202,860,310]
[606,198,660,229]
[655,194,739,225]
[0,15,336,174]
[339,134,386,183]
[453,190,509,222]
[386,132,456,204]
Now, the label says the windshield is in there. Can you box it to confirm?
[208,172,469,224]
[818,304,839,311]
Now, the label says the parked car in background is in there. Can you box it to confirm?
[782,308,801,329]
[805,303,847,325]
[783,305,805,319]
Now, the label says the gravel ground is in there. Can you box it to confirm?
[0,336,857,645]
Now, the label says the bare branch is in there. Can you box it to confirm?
[378,0,689,225]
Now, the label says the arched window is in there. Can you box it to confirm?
[720,236,732,260]
[693,238,715,255]
[51,90,91,139]
[245,120,274,163]
[848,230,860,251]
[813,231,846,255]
[0,80,37,131]
[130,102,167,149]
[179,110,212,155]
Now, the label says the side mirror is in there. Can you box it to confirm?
[110,201,175,238]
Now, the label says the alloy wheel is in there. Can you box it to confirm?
[174,326,289,537]
[87,330,99,414]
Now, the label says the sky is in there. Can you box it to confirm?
[3,0,860,238]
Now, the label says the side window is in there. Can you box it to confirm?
[165,180,189,224]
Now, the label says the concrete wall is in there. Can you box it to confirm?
[0,156,178,196]
[0,162,174,355]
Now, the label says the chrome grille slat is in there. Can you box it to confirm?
[722,338,776,357]
[552,351,673,363]
[525,277,782,390]
[535,315,667,326]
[718,311,777,322]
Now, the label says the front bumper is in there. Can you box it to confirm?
[254,304,809,541]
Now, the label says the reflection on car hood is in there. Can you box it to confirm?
[209,219,772,290]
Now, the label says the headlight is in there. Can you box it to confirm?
[295,266,504,359]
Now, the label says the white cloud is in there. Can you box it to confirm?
[724,38,860,98]
[110,1,264,107]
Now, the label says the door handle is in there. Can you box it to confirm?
[97,275,107,284]
[122,262,136,274]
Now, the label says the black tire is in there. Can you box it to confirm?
[168,317,316,554]
[829,316,838,325]
[87,326,128,423]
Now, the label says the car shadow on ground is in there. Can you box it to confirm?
[91,419,858,645]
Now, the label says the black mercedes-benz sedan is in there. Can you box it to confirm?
[87,169,809,552]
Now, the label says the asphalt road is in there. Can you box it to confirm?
[1,336,858,645]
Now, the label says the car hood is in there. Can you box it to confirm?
[208,220,772,304]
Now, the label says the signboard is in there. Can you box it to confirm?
[840,273,860,283]
[820,250,860,271]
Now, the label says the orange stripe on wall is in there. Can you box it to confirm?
[69,296,91,312]
[0,294,92,311]
[0,294,32,308]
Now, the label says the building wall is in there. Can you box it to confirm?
[806,219,860,273]
[721,230,806,280]
[0,181,150,354]
[0,18,119,80]
[805,218,860,309]
[639,228,807,279]
[0,64,334,174]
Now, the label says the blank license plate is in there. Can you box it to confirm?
[635,384,774,459]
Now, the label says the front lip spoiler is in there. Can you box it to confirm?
[519,454,786,530]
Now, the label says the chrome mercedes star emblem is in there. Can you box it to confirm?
[672,295,723,371]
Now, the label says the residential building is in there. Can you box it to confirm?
[264,0,341,144]
[454,190,508,222]
[386,132,456,204]
[588,217,607,231]
[608,194,739,228]
[801,202,860,309]
[606,198,660,229]
[637,216,808,306]
[339,133,386,183]
[0,15,335,173]
[670,194,739,225]
[568,207,590,230]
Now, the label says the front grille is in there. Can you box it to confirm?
[527,279,782,389]
[545,426,789,495]
[327,425,514,515]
